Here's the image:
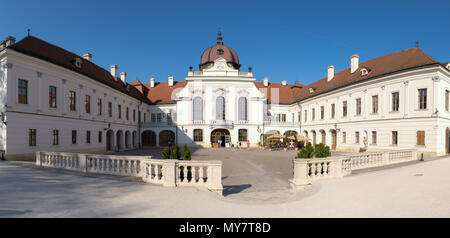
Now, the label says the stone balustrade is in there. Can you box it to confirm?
[290,150,418,189]
[141,159,223,195]
[36,151,223,195]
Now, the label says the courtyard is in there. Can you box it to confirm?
[1,147,450,217]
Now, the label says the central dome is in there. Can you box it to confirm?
[199,32,240,70]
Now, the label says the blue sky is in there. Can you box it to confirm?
[1,0,449,85]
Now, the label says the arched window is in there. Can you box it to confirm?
[193,97,203,121]
[216,96,225,120]
[238,97,248,121]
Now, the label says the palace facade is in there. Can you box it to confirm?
[0,33,449,159]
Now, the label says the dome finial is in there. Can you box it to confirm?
[216,28,223,45]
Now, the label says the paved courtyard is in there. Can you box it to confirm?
[1,148,450,217]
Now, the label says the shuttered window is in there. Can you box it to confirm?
[193,97,203,121]
[417,131,425,146]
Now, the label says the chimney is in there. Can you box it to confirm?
[328,65,335,81]
[110,65,118,78]
[120,72,127,83]
[168,76,174,87]
[282,80,287,86]
[82,53,92,61]
[263,77,269,87]
[351,54,359,73]
[5,36,16,47]
[150,78,155,88]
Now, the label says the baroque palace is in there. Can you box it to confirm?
[0,33,449,159]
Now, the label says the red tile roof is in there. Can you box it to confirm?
[253,82,304,104]
[130,80,187,105]
[8,36,151,104]
[291,47,440,103]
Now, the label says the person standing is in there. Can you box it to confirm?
[247,140,250,149]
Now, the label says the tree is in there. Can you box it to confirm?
[296,142,314,158]
[181,144,191,161]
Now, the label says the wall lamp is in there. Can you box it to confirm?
[103,122,111,131]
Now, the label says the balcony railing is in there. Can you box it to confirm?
[141,121,177,127]
[236,120,249,125]
[210,120,234,129]
[263,120,297,126]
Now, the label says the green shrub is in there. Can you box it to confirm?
[296,142,314,158]
[169,144,181,160]
[161,147,171,159]
[314,143,331,158]
[181,144,191,161]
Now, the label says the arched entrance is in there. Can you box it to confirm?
[106,130,114,151]
[211,129,230,148]
[284,130,298,137]
[125,131,130,149]
[116,130,123,151]
[311,130,317,146]
[159,130,175,147]
[330,129,337,150]
[320,130,326,145]
[142,130,156,147]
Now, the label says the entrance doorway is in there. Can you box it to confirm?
[446,127,450,154]
[331,130,337,150]
[159,130,175,147]
[211,129,230,148]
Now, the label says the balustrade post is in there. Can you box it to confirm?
[206,161,223,195]
[79,154,87,173]
[382,151,390,166]
[290,159,311,190]
[35,151,42,166]
[162,160,177,187]
[332,158,344,178]
[412,150,418,161]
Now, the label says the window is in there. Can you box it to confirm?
[18,79,28,104]
[216,96,225,120]
[53,130,59,145]
[355,132,360,144]
[72,130,77,144]
[331,104,335,119]
[29,129,36,146]
[281,114,286,122]
[108,102,112,117]
[238,97,248,121]
[98,131,102,143]
[343,101,348,117]
[238,129,248,142]
[133,109,136,121]
[312,108,315,120]
[85,95,90,114]
[97,98,102,115]
[156,113,162,122]
[320,106,324,119]
[372,131,377,145]
[372,95,378,114]
[193,129,203,142]
[392,131,398,145]
[392,92,399,112]
[342,132,346,144]
[167,112,172,124]
[417,131,425,146]
[151,113,156,122]
[86,131,91,144]
[49,86,57,108]
[118,105,121,119]
[69,91,76,111]
[446,90,449,111]
[126,107,129,120]
[418,88,427,109]
[304,110,308,122]
[356,98,361,115]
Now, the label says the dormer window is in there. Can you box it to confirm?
[217,49,224,55]
[309,87,316,93]
[360,67,371,76]
[71,57,82,68]
[446,63,450,70]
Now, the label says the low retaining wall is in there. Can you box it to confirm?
[36,151,223,195]
[290,149,418,189]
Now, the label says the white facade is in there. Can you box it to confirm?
[1,34,449,159]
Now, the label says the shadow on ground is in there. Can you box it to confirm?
[222,184,252,196]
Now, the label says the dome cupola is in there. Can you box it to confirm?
[199,31,240,70]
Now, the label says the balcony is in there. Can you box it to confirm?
[192,120,205,125]
[210,120,234,129]
[236,120,249,125]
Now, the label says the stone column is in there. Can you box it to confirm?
[290,159,311,190]
[162,160,177,187]
[207,161,223,195]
